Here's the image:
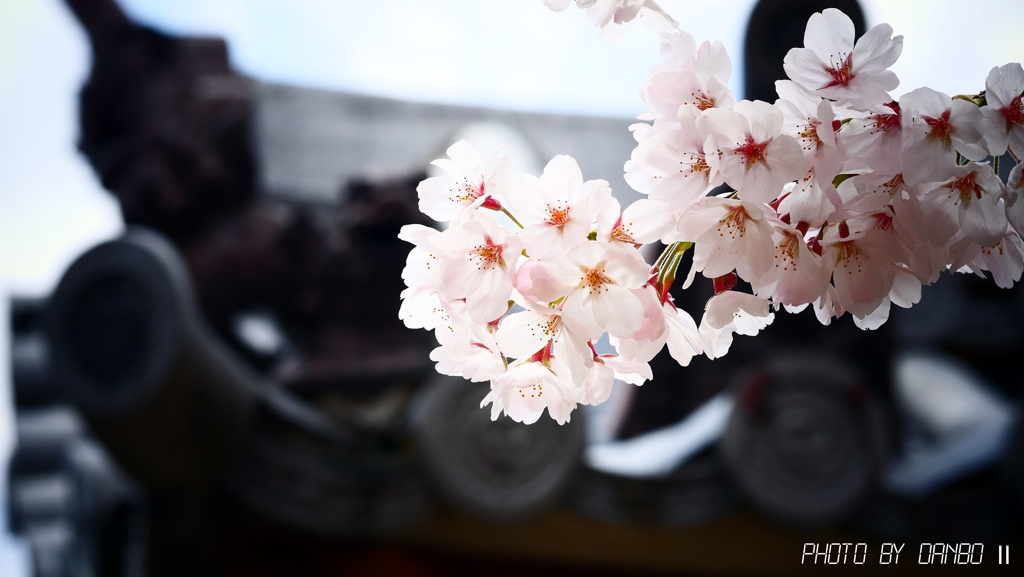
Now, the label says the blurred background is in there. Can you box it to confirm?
[1,1,1024,576]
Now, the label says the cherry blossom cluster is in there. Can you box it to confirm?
[626,8,1024,331]
[400,143,700,424]
[400,7,1024,424]
[543,0,677,37]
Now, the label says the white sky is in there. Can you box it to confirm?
[0,2,1022,574]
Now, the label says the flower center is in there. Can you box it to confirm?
[472,241,504,270]
[945,171,982,203]
[798,120,823,151]
[451,177,483,204]
[823,53,855,88]
[836,241,864,274]
[924,111,953,145]
[1002,94,1024,128]
[583,267,611,294]
[546,205,571,227]
[518,382,544,399]
[610,215,636,244]
[689,92,716,111]
[716,206,749,239]
[873,212,894,232]
[736,136,769,167]
[872,102,901,133]
[774,234,799,272]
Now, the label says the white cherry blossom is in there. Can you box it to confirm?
[756,218,827,306]
[702,101,805,204]
[546,0,678,34]
[429,214,520,323]
[698,291,774,360]
[783,8,903,108]
[529,241,650,341]
[1005,162,1024,236]
[401,7,1024,424]
[612,285,703,365]
[981,63,1024,157]
[820,221,905,320]
[596,197,675,245]
[950,229,1024,289]
[578,354,652,406]
[632,110,723,209]
[429,300,505,382]
[840,101,903,175]
[675,196,776,282]
[481,359,578,425]
[495,302,592,386]
[900,88,987,184]
[511,155,611,258]
[416,140,511,223]
[921,163,1007,247]
[642,39,734,121]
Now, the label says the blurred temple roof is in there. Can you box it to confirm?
[255,83,641,206]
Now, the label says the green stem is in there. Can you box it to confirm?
[500,207,524,229]
[994,154,1000,176]
[652,241,693,300]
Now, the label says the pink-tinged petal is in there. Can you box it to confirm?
[698,320,733,360]
[397,224,439,247]
[676,199,729,239]
[985,63,1024,110]
[814,98,837,148]
[553,326,593,383]
[780,178,834,228]
[617,199,676,244]
[663,305,702,365]
[1006,163,1024,235]
[901,138,954,185]
[537,155,584,206]
[561,290,602,341]
[659,29,698,70]
[581,363,615,405]
[735,100,783,143]
[700,108,749,146]
[1010,127,1024,160]
[592,284,646,338]
[784,47,836,93]
[851,23,902,73]
[705,291,771,329]
[445,140,486,179]
[496,310,557,360]
[416,176,462,222]
[466,268,513,323]
[803,8,855,64]
[695,40,732,84]
[577,178,614,215]
[983,106,1010,156]
[604,355,653,383]
[601,243,653,287]
[984,233,1024,289]
[960,196,1008,247]
[852,297,890,330]
[949,100,988,161]
[519,224,564,259]
[530,251,582,302]
[830,247,889,319]
[890,269,922,308]
[644,71,690,119]
[596,196,622,241]
[545,0,572,11]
